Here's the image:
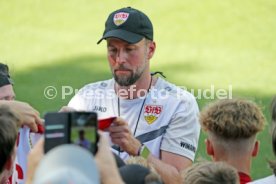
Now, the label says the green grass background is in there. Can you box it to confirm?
[1,0,276,179]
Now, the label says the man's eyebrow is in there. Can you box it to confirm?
[107,41,136,47]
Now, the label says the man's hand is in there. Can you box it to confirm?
[0,100,43,132]
[108,117,142,155]
[59,106,76,112]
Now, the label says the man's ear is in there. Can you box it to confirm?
[252,140,259,157]
[205,138,214,156]
[147,41,156,60]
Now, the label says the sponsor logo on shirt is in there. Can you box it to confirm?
[144,105,162,125]
[180,141,196,153]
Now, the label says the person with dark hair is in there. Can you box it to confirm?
[75,129,90,149]
[0,62,43,184]
[249,97,276,184]
[0,106,19,184]
[0,63,15,101]
[62,7,200,183]
[200,99,265,184]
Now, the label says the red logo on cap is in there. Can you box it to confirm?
[113,12,129,26]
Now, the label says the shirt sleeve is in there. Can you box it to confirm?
[160,93,200,161]
[68,86,90,111]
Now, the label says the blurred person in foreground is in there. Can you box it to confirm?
[181,161,239,184]
[200,99,265,184]
[26,132,125,184]
[27,132,163,184]
[0,106,19,184]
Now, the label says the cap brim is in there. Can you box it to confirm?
[97,29,144,44]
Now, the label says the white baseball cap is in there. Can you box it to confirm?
[33,144,100,184]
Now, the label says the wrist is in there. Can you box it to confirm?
[131,140,142,156]
[138,144,151,159]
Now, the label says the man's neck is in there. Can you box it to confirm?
[214,154,252,175]
[116,74,155,99]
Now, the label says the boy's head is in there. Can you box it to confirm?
[200,99,265,160]
[0,105,19,177]
[0,63,15,100]
[181,161,239,184]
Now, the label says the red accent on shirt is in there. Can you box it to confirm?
[8,176,12,184]
[15,164,23,179]
[239,172,252,184]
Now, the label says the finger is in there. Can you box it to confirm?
[113,117,127,126]
[109,125,129,133]
[111,137,129,149]
[28,121,38,133]
[41,119,45,125]
[96,131,111,157]
[29,107,40,117]
[110,132,128,139]
[111,137,124,146]
[34,115,43,125]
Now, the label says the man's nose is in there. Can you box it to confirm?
[115,50,126,64]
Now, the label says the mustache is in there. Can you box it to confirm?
[114,65,132,72]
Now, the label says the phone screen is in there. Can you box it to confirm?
[71,112,97,154]
[44,112,98,154]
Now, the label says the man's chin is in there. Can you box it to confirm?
[114,72,140,86]
[116,80,132,87]
[115,76,133,86]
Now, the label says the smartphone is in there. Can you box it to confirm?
[44,112,98,154]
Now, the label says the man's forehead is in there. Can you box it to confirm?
[0,84,15,99]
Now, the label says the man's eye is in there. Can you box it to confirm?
[108,48,117,53]
[126,48,134,52]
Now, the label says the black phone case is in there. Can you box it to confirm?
[44,112,70,153]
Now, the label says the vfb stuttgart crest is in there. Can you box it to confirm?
[144,105,163,125]
[113,12,129,26]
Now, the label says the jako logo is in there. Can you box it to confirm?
[92,106,107,112]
